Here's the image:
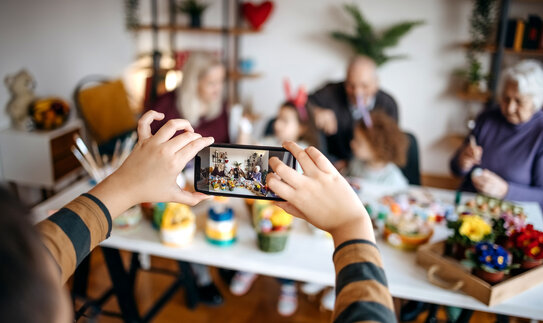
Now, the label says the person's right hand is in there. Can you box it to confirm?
[267,142,374,247]
[313,107,338,135]
[458,135,483,172]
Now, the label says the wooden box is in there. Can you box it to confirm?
[416,241,543,306]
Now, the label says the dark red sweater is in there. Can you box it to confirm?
[145,91,230,143]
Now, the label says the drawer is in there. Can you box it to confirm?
[53,153,81,181]
[51,129,80,162]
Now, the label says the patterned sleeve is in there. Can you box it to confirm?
[36,193,112,284]
[332,239,396,323]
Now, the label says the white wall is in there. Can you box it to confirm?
[1,0,541,178]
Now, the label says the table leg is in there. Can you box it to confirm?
[102,247,141,322]
[177,261,199,309]
[424,304,439,323]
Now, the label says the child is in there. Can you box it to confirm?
[305,110,409,311]
[0,111,393,323]
[230,80,317,316]
[347,110,409,190]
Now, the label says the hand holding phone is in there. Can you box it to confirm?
[267,142,375,247]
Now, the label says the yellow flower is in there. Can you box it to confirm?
[270,207,293,227]
[459,215,492,242]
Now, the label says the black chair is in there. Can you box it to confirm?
[400,132,421,185]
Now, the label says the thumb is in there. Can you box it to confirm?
[175,190,212,207]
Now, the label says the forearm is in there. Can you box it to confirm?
[505,182,543,208]
[332,238,395,322]
[88,172,138,220]
[37,193,112,284]
[329,215,375,249]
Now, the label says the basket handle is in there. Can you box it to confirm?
[427,265,464,291]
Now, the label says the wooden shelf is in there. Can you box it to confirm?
[456,90,491,102]
[134,25,260,35]
[228,71,262,80]
[461,43,543,57]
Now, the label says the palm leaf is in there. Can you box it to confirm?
[378,21,425,48]
[329,3,424,66]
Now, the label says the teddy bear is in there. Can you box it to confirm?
[4,69,36,130]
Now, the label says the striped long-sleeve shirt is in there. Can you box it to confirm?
[36,194,395,322]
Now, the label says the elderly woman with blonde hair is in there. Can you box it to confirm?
[144,52,229,305]
[450,60,543,209]
[147,51,229,142]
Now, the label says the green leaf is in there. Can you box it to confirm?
[329,3,423,66]
[378,21,425,48]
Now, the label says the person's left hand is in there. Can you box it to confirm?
[472,169,509,199]
[90,110,214,217]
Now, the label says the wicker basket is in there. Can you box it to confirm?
[257,231,289,252]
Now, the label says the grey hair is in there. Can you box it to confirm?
[177,52,224,125]
[500,60,543,110]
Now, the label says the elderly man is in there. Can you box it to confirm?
[308,55,399,163]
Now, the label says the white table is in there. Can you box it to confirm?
[33,179,543,320]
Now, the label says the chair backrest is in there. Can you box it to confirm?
[73,76,137,145]
[400,132,421,185]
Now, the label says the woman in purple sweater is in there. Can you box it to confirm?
[451,60,543,209]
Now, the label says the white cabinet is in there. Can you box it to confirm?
[0,120,83,188]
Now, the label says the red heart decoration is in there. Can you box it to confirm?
[241,1,273,30]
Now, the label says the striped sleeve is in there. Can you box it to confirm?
[332,239,395,323]
[36,193,112,284]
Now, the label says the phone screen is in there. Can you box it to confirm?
[194,143,296,200]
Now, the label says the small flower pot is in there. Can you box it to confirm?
[521,258,543,270]
[445,242,468,260]
[257,231,289,253]
[473,268,505,284]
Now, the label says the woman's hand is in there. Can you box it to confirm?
[472,169,509,199]
[89,111,214,217]
[458,136,483,172]
[267,142,374,247]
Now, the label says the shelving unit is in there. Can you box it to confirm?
[135,0,262,105]
[457,0,543,104]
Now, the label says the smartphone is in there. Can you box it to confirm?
[194,143,297,201]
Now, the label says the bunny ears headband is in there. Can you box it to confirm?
[283,78,308,121]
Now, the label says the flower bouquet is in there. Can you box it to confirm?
[506,224,543,270]
[462,242,518,284]
[446,214,492,260]
[252,200,293,252]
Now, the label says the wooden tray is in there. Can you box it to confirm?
[416,241,543,306]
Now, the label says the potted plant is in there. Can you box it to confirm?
[178,0,208,28]
[463,242,517,284]
[330,4,424,66]
[507,224,543,270]
[252,201,293,253]
[459,0,497,94]
[446,214,493,260]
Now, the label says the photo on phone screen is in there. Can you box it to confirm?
[194,144,296,200]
